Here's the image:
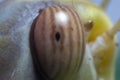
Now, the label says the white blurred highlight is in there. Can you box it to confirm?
[55,11,69,26]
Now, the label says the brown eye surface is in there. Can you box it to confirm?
[30,5,85,80]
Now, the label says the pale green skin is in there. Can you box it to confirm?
[0,1,54,80]
[0,0,108,80]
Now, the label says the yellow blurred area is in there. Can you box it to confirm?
[58,0,116,80]
[58,0,113,42]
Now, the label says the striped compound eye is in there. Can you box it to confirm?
[30,5,85,80]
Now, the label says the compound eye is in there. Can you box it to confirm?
[30,5,85,80]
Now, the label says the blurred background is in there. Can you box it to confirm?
[93,0,120,23]
[93,0,120,79]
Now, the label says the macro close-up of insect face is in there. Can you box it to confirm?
[0,0,120,80]
[30,5,85,80]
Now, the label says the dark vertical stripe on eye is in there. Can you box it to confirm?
[49,6,65,79]
[43,9,55,79]
[33,10,51,79]
[56,6,65,56]
[52,6,66,79]
[65,6,81,78]
[60,6,74,79]
[44,7,56,79]
[36,10,47,67]
[66,6,84,74]
[57,6,66,64]
[73,9,85,73]
[41,10,49,76]
[48,7,59,79]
